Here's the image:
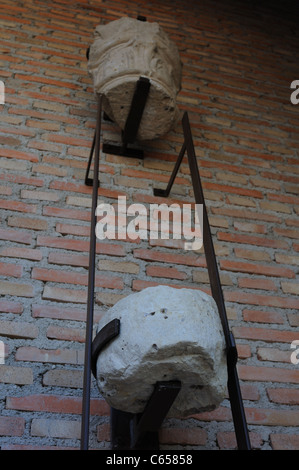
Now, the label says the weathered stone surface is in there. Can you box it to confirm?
[95,286,227,418]
[88,17,182,141]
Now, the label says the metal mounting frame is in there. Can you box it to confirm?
[88,317,181,450]
[80,94,181,451]
[81,96,251,451]
[85,76,151,188]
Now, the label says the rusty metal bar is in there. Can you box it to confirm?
[80,94,103,451]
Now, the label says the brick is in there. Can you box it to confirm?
[257,347,292,363]
[238,277,277,291]
[0,365,33,385]
[96,292,127,306]
[215,171,247,185]
[260,200,292,214]
[274,227,299,239]
[29,141,63,153]
[203,181,263,199]
[267,388,299,405]
[0,199,37,214]
[10,107,80,125]
[66,195,91,207]
[0,280,34,298]
[233,326,299,344]
[225,291,299,309]
[55,223,90,237]
[32,163,68,177]
[268,192,299,205]
[0,261,22,278]
[43,205,91,221]
[33,100,67,113]
[26,119,61,131]
[226,195,256,207]
[15,346,83,365]
[217,431,262,450]
[134,248,205,267]
[0,247,42,261]
[0,148,38,162]
[238,365,299,385]
[32,303,102,323]
[243,309,284,324]
[14,74,79,90]
[0,172,44,187]
[0,416,25,437]
[20,189,60,202]
[32,267,123,289]
[0,300,23,314]
[234,221,266,234]
[49,180,126,200]
[43,369,83,388]
[7,215,48,231]
[42,285,87,304]
[159,427,207,446]
[220,259,295,278]
[193,269,233,286]
[6,394,109,416]
[97,423,110,442]
[271,434,299,450]
[46,325,86,343]
[211,206,281,224]
[0,320,38,339]
[49,252,89,267]
[37,235,126,256]
[0,185,12,196]
[0,159,28,172]
[121,167,188,185]
[146,265,188,280]
[98,259,139,274]
[218,231,289,249]
[234,247,271,262]
[250,177,281,190]
[192,406,232,423]
[31,418,81,439]
[281,282,299,295]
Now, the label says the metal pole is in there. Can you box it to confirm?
[182,112,251,450]
[80,94,103,450]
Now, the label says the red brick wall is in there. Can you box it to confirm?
[0,0,298,450]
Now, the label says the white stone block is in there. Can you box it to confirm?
[95,286,227,418]
[88,17,182,141]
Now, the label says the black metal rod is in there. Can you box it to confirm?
[182,112,250,450]
[85,131,96,186]
[153,142,186,198]
[182,112,231,344]
[130,381,181,449]
[153,111,251,450]
[122,76,151,146]
[227,334,252,450]
[80,94,103,451]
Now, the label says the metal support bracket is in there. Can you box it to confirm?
[91,318,120,378]
[102,76,151,159]
[109,381,181,450]
[90,318,181,450]
[85,76,151,187]
[130,380,181,449]
[153,112,251,451]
